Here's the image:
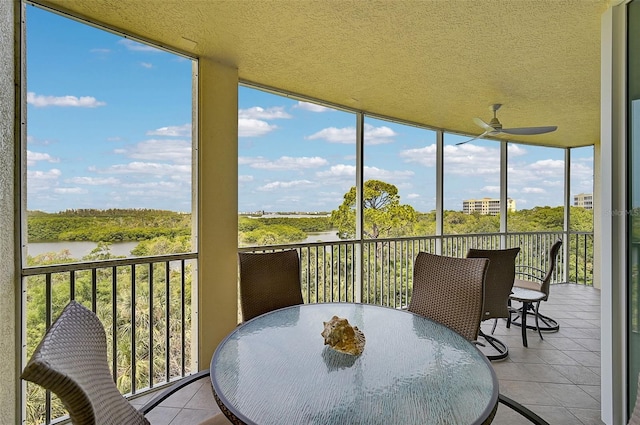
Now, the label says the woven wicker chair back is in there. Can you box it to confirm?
[238,249,304,321]
[408,252,489,341]
[21,301,150,425]
[467,247,520,320]
[540,240,563,297]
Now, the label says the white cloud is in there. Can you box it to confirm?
[27,150,59,166]
[258,180,315,191]
[507,144,528,157]
[481,185,500,193]
[407,193,420,199]
[107,136,124,142]
[294,101,331,112]
[140,62,153,69]
[522,187,546,194]
[118,39,161,52]
[239,175,254,182]
[67,177,120,185]
[27,169,62,193]
[241,156,328,170]
[364,166,414,181]
[121,181,181,190]
[316,164,414,181]
[315,164,355,177]
[27,92,106,108]
[28,135,56,146]
[54,187,87,194]
[146,123,191,137]
[90,48,111,54]
[90,162,190,176]
[508,158,564,187]
[239,106,291,120]
[400,143,500,176]
[114,139,192,164]
[398,144,437,166]
[239,118,277,137]
[306,124,397,145]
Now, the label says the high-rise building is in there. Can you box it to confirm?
[462,198,516,215]
[574,193,593,209]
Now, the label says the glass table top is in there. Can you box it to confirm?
[211,303,498,425]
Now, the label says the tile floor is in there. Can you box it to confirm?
[135,283,602,425]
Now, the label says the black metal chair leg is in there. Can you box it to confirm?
[521,301,528,347]
[478,329,509,361]
[509,304,559,332]
[491,318,498,334]
[534,301,543,340]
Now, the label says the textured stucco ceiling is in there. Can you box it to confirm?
[36,0,611,148]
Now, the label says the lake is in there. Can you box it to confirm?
[301,231,339,243]
[27,231,339,260]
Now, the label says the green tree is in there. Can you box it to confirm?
[331,180,418,239]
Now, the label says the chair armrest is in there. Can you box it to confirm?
[139,369,210,415]
[515,265,545,282]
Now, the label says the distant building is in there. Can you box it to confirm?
[574,193,593,209]
[462,198,516,215]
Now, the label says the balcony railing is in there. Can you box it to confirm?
[22,253,197,425]
[241,231,594,309]
[22,230,593,424]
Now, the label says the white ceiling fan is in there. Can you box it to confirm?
[456,103,557,145]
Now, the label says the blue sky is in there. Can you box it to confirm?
[27,5,594,214]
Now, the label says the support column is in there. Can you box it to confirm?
[600,4,627,424]
[0,1,20,423]
[196,58,239,369]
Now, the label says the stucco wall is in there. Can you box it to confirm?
[0,1,19,423]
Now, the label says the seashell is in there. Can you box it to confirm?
[321,315,365,356]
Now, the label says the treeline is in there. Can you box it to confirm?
[27,209,191,242]
[27,206,593,246]
[239,216,333,246]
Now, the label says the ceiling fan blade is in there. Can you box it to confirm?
[456,131,490,146]
[500,126,558,135]
[473,117,495,132]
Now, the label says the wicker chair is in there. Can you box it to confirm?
[21,300,229,425]
[238,249,304,322]
[408,252,489,341]
[508,239,562,347]
[466,247,521,360]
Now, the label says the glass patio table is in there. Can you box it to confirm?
[210,303,499,425]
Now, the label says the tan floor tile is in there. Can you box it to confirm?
[526,405,583,424]
[499,379,559,406]
[540,382,600,409]
[156,380,206,408]
[551,364,601,385]
[532,348,580,366]
[568,407,605,425]
[491,403,537,425]
[564,350,601,368]
[185,381,220,410]
[545,337,591,351]
[169,408,221,425]
[145,406,181,425]
[578,385,601,402]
